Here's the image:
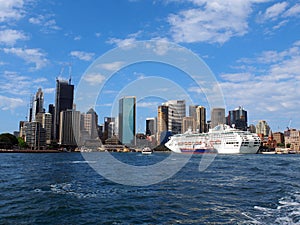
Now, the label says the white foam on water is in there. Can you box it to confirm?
[253,192,300,224]
[50,182,97,199]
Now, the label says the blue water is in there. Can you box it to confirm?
[0,153,299,224]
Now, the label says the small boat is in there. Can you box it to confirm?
[142,147,153,155]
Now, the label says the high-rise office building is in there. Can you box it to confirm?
[29,88,44,122]
[25,121,46,150]
[103,117,115,141]
[227,106,248,130]
[196,106,206,133]
[118,96,136,146]
[146,117,157,136]
[81,108,99,141]
[54,79,74,141]
[211,108,225,128]
[36,112,52,144]
[256,120,270,136]
[157,105,169,144]
[182,116,196,133]
[59,109,80,146]
[163,100,186,134]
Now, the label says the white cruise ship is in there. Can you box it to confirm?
[165,124,261,154]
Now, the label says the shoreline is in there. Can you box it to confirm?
[0,149,61,153]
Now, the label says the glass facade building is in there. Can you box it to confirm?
[119,96,136,146]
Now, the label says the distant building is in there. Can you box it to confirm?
[24,122,46,150]
[163,100,186,134]
[249,124,256,133]
[29,88,45,122]
[103,117,115,141]
[256,120,270,136]
[285,129,300,151]
[182,116,196,133]
[59,109,80,146]
[48,104,55,140]
[81,108,99,141]
[211,108,225,128]
[36,112,52,144]
[273,132,284,144]
[189,105,206,133]
[146,117,157,136]
[118,96,136,146]
[227,106,247,130]
[157,105,169,144]
[54,79,74,141]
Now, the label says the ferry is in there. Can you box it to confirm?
[165,124,261,154]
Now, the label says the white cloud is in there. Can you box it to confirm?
[220,73,252,82]
[0,29,27,46]
[283,3,300,17]
[107,37,137,48]
[0,0,24,22]
[219,42,300,128]
[83,73,106,85]
[0,95,25,110]
[74,35,81,41]
[3,47,48,70]
[168,0,268,44]
[28,14,61,33]
[95,32,101,38]
[0,71,47,96]
[98,61,125,71]
[262,2,288,21]
[43,87,55,94]
[137,102,160,108]
[70,51,95,61]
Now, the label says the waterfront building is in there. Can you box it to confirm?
[103,117,115,142]
[256,120,270,136]
[211,108,225,128]
[59,109,80,146]
[118,96,136,146]
[24,121,46,150]
[29,88,45,122]
[146,117,157,136]
[54,79,74,141]
[48,104,55,140]
[189,105,206,133]
[182,116,196,133]
[273,132,284,145]
[19,121,27,139]
[227,106,248,130]
[157,105,169,144]
[81,108,99,141]
[163,100,186,134]
[284,129,300,151]
[35,112,52,144]
[249,124,256,133]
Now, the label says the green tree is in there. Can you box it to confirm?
[0,133,18,149]
[17,137,28,149]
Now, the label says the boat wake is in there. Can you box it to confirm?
[252,192,300,224]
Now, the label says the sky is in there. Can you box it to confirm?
[0,0,300,134]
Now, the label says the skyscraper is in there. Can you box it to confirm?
[227,106,248,130]
[163,100,186,134]
[182,116,196,133]
[54,79,74,141]
[36,112,52,144]
[59,109,80,146]
[157,105,169,143]
[29,88,44,122]
[146,117,157,136]
[118,96,136,146]
[81,108,99,140]
[256,120,270,136]
[211,108,225,128]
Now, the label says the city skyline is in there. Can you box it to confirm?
[1,1,300,133]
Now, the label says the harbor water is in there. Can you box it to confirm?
[0,153,299,224]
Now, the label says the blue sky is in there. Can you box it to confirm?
[1,0,300,134]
